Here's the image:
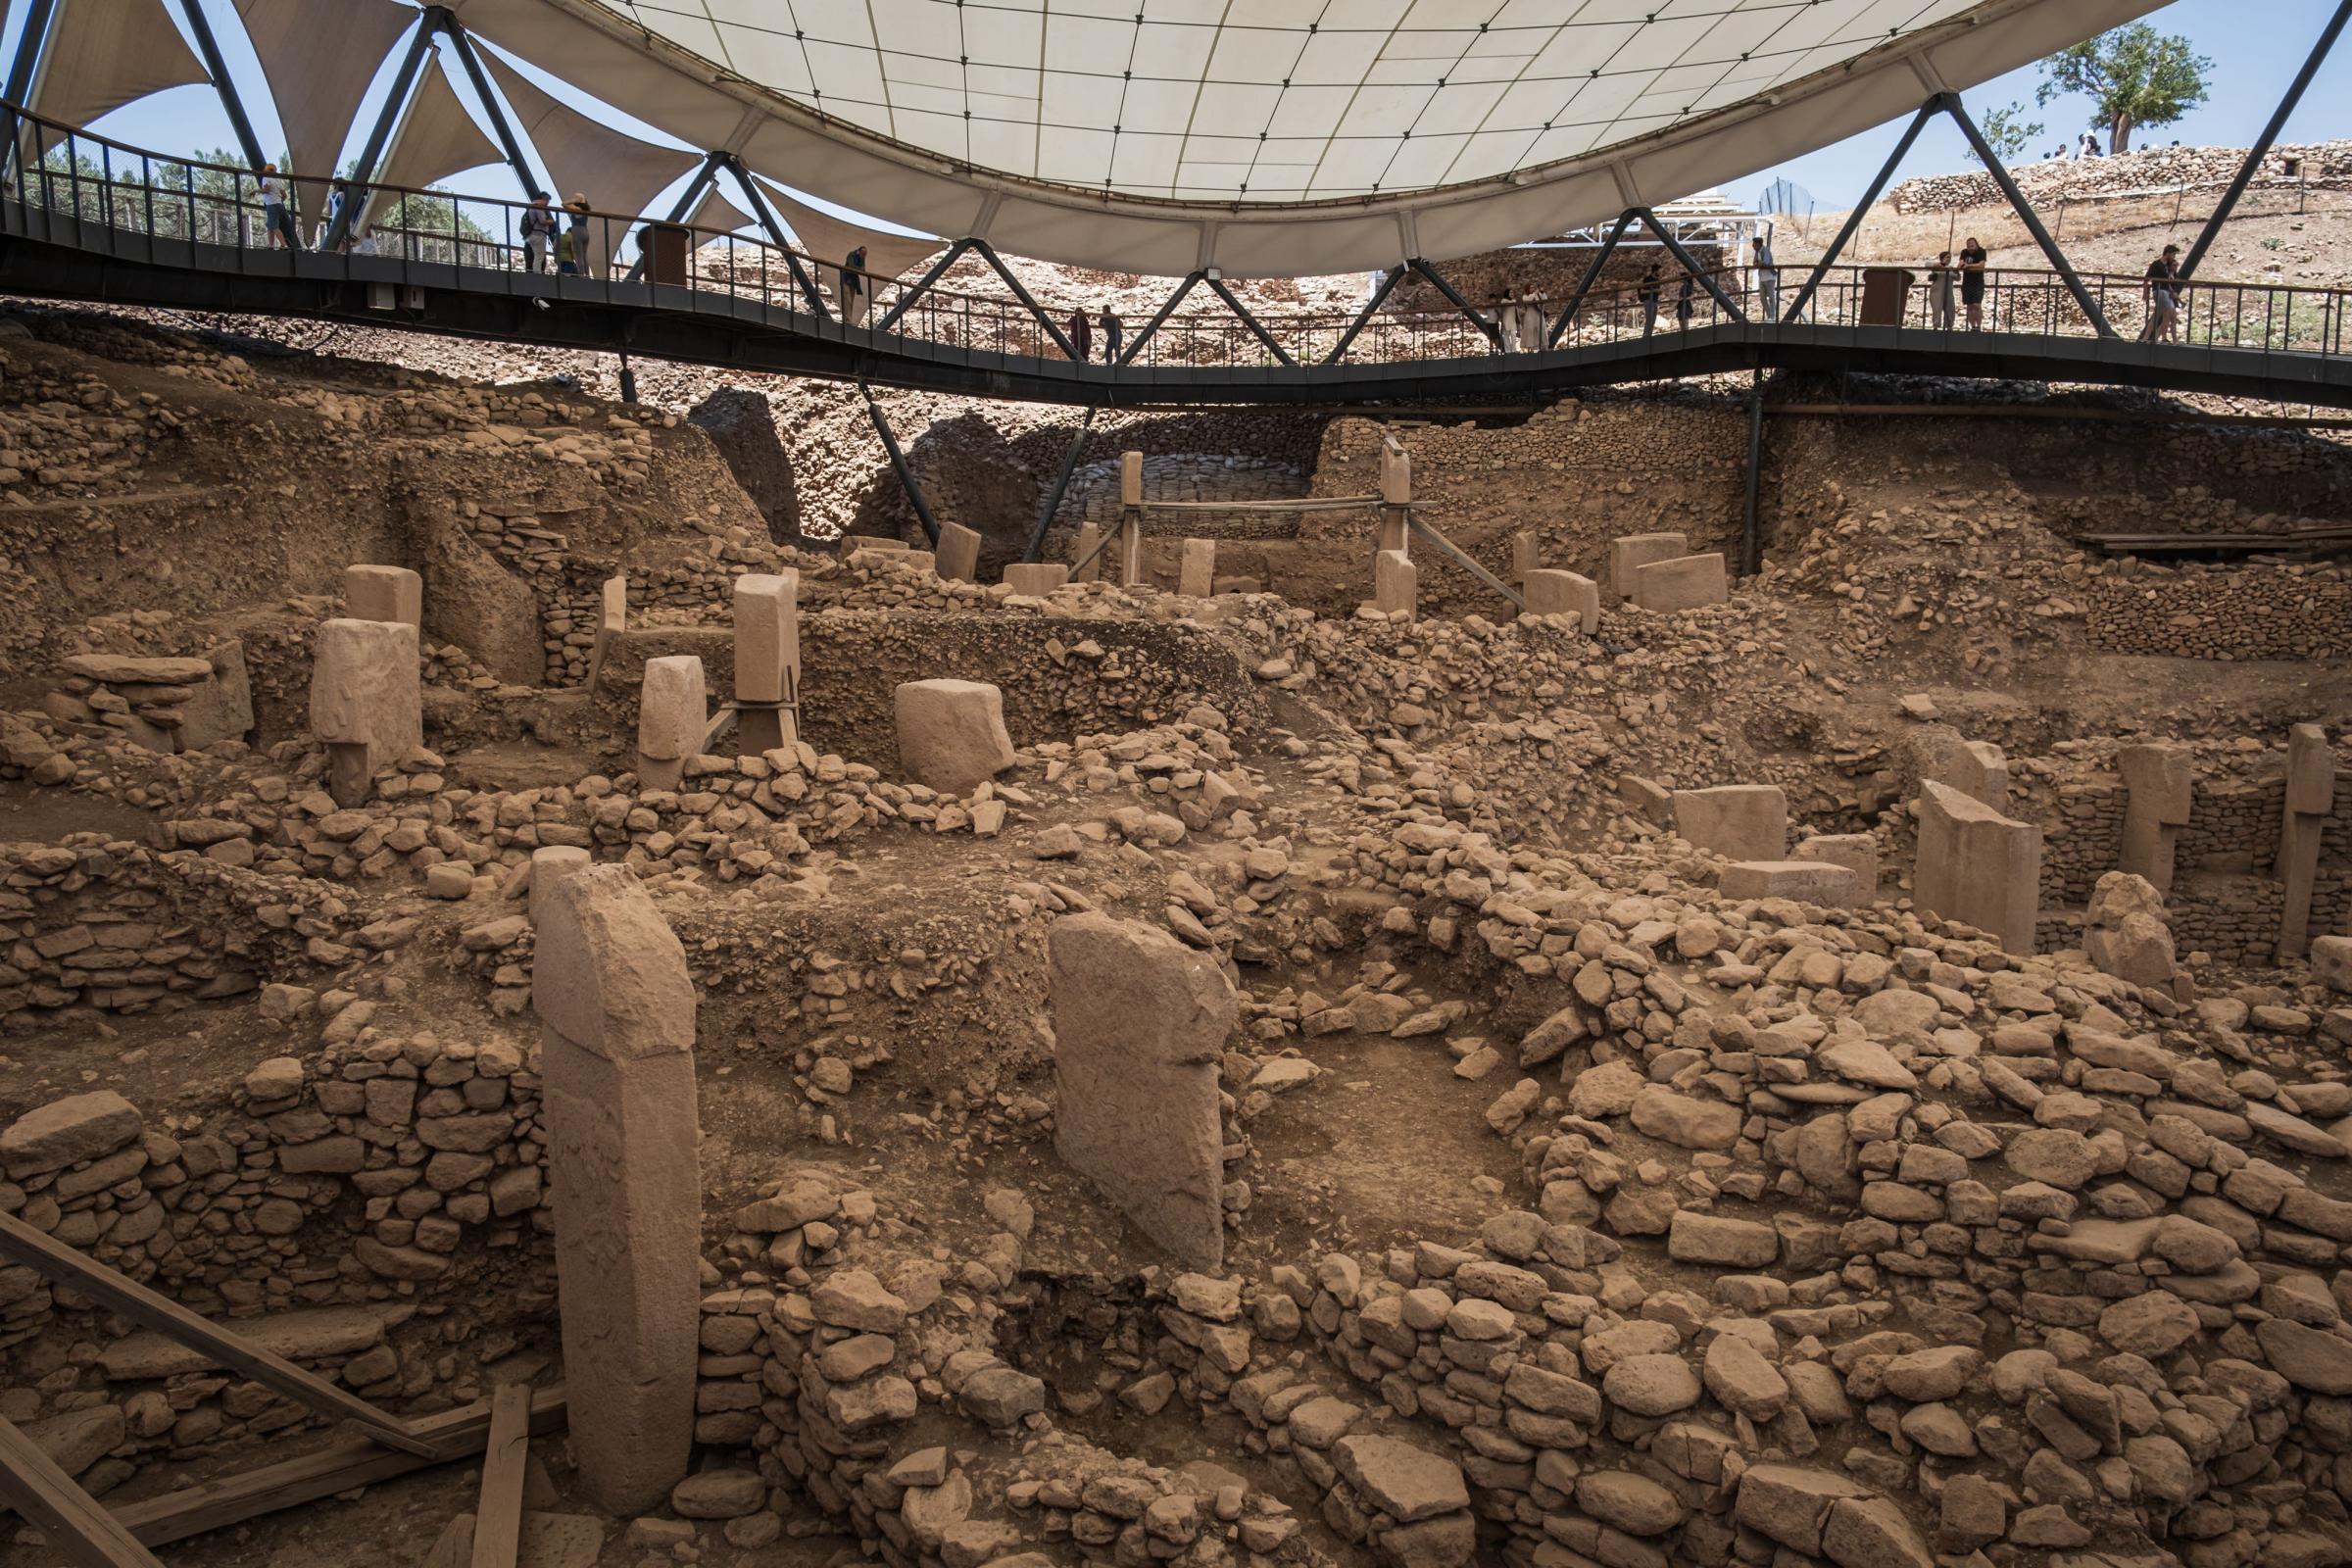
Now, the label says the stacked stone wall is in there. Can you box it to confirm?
[2084,568,2352,661]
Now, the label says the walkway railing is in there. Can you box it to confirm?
[4,101,2348,375]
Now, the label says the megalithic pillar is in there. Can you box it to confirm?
[533,864,700,1515]
[733,571,801,755]
[1377,440,1410,556]
[2279,723,2336,960]
[1117,451,1145,587]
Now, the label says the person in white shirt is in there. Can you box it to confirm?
[258,163,300,250]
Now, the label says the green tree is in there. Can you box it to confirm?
[1965,102,2044,166]
[2036,23,2213,153]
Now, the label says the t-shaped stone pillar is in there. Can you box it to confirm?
[732,572,800,756]
[309,618,421,807]
[533,864,699,1515]
[1050,912,1237,1270]
[635,655,707,792]
[1072,522,1104,585]
[1914,779,2043,955]
[586,575,626,693]
[2118,744,2193,893]
[2279,723,2336,961]
[1116,452,1146,587]
[344,564,421,627]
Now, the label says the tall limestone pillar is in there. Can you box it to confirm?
[1376,440,1410,556]
[1117,451,1145,587]
[533,864,700,1513]
[2118,744,2192,893]
[1915,780,2043,956]
[2279,723,2336,960]
[635,656,707,792]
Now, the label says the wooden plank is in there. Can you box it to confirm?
[0,1412,170,1567]
[468,1385,532,1568]
[110,1389,567,1548]
[0,1212,435,1458]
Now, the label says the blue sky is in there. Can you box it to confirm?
[6,0,2347,235]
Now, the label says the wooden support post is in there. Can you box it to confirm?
[0,1212,434,1457]
[112,1389,567,1548]
[0,1412,169,1567]
[468,1383,533,1568]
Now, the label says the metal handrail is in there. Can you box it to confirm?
[2,97,2345,373]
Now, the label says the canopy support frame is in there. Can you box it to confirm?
[433,10,542,202]
[323,19,437,251]
[1204,272,1296,367]
[872,236,971,334]
[1546,210,1638,347]
[718,154,830,318]
[1781,98,1938,323]
[1407,257,1497,347]
[1022,406,1099,564]
[1117,270,1202,367]
[174,0,267,175]
[859,379,941,546]
[1635,206,1744,321]
[2182,0,2351,278]
[1324,265,1403,365]
[967,236,1081,362]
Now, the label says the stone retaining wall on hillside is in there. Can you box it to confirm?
[2084,569,2352,661]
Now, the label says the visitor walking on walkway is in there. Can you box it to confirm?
[520,192,555,272]
[2142,243,2185,342]
[1929,250,1956,329]
[1639,263,1662,337]
[1675,272,1696,330]
[1067,307,1092,363]
[1958,236,1987,329]
[1755,234,1781,319]
[1099,307,1122,363]
[1495,291,1521,353]
[259,164,299,250]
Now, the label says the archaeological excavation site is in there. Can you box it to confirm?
[1,1,2351,1566]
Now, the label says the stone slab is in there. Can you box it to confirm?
[1604,532,1688,599]
[1051,913,1237,1271]
[1629,553,1728,612]
[1719,859,1862,907]
[895,679,1015,796]
[1523,568,1599,632]
[345,564,422,627]
[1915,779,2042,955]
[1672,785,1788,860]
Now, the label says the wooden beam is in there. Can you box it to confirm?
[0,1212,434,1457]
[109,1389,567,1548]
[0,1413,170,1567]
[468,1385,532,1568]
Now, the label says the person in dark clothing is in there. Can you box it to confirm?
[1068,308,1092,362]
[1958,236,1987,329]
[1675,272,1696,328]
[842,244,868,325]
[2142,243,2186,342]
[1639,263,1662,336]
[1100,307,1122,363]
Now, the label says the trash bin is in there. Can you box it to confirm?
[642,221,690,285]
[1859,267,1915,326]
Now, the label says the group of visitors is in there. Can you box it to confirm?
[520,191,595,275]
[1923,238,1989,329]
[1491,285,1547,352]
[1064,306,1125,362]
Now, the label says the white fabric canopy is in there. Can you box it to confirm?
[444,0,2168,277]
[683,184,750,241]
[478,46,699,276]
[356,52,503,238]
[27,0,210,133]
[750,173,941,281]
[232,0,417,227]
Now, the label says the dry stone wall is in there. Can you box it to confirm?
[1890,140,2352,215]
[2085,565,2352,661]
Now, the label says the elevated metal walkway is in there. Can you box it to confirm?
[3,106,2348,411]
